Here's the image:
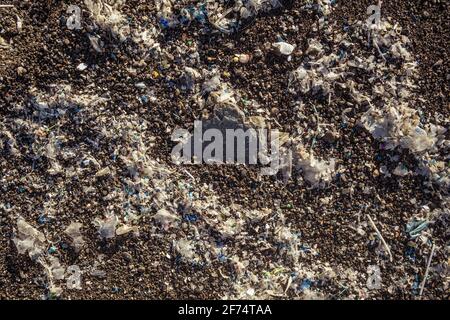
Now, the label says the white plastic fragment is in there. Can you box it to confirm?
[202,75,221,93]
[293,146,336,188]
[48,256,66,280]
[16,15,22,32]
[305,39,323,56]
[64,222,85,252]
[173,238,196,261]
[77,63,88,71]
[94,214,118,239]
[273,41,295,56]
[218,217,243,238]
[12,218,46,260]
[360,105,443,153]
[84,0,129,41]
[66,265,82,290]
[88,34,104,53]
[135,82,146,89]
[153,208,180,230]
[393,164,409,177]
[205,0,282,34]
[116,224,138,236]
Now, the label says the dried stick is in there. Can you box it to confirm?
[366,214,393,262]
[419,243,436,296]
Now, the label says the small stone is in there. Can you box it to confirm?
[137,266,146,273]
[123,252,132,262]
[323,130,339,143]
[433,59,443,67]
[236,54,251,64]
[254,49,263,58]
[151,70,160,79]
[17,66,26,76]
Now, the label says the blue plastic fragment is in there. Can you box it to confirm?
[405,246,416,262]
[159,18,170,29]
[218,253,227,262]
[406,220,429,239]
[300,244,311,253]
[184,213,198,222]
[300,279,312,291]
[38,215,49,224]
[139,95,149,104]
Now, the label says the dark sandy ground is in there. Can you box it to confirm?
[0,0,448,299]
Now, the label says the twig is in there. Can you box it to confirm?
[373,38,387,62]
[273,119,282,128]
[310,103,321,152]
[0,5,14,8]
[366,214,393,262]
[183,168,195,181]
[419,243,436,296]
[284,275,292,294]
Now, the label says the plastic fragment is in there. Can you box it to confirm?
[64,222,85,252]
[94,214,118,239]
[12,218,46,260]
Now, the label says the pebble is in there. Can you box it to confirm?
[123,252,132,262]
[17,66,26,76]
[323,130,340,143]
[253,49,263,58]
[236,54,251,64]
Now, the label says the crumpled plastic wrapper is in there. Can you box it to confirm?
[293,145,336,188]
[64,222,85,252]
[361,104,446,154]
[13,218,46,260]
[84,0,129,41]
